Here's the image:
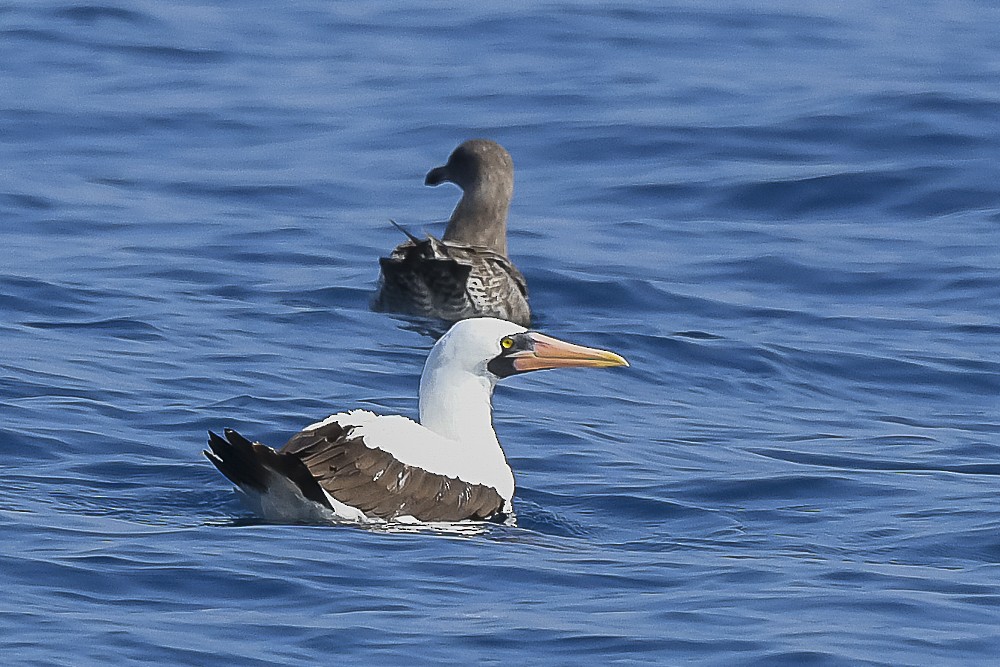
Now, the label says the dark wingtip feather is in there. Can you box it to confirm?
[223,427,254,447]
[207,430,228,453]
[204,428,269,492]
[204,427,334,510]
[389,218,421,243]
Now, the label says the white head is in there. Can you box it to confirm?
[418,317,628,442]
[423,318,526,387]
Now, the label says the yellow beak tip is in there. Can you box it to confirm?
[610,355,629,368]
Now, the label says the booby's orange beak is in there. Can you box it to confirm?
[510,332,629,372]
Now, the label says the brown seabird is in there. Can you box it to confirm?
[204,317,628,524]
[374,139,531,326]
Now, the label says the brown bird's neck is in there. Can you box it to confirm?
[442,182,512,256]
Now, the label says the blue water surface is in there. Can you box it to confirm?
[2,1,1000,665]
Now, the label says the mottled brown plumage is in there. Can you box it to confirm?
[375,139,531,326]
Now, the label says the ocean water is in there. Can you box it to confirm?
[2,1,1000,664]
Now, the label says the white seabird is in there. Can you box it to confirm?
[205,317,628,524]
[374,139,531,326]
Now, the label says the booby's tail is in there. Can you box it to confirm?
[204,429,332,509]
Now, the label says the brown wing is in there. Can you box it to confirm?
[375,236,530,326]
[281,420,507,522]
[375,238,475,320]
[469,251,530,324]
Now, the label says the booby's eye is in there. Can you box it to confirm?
[500,336,514,350]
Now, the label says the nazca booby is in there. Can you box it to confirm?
[205,317,627,523]
[374,139,531,326]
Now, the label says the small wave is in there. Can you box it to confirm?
[22,317,163,342]
[52,5,154,26]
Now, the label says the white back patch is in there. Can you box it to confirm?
[305,410,514,499]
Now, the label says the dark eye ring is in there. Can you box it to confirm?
[500,336,514,350]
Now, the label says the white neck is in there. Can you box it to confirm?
[419,362,498,446]
[417,353,514,500]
